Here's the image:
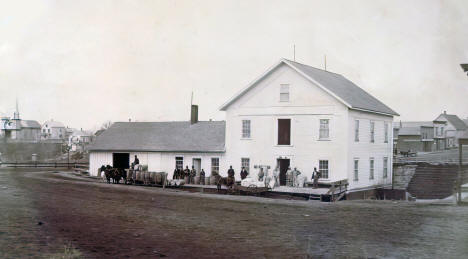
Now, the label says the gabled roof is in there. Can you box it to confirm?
[89,121,225,152]
[220,58,399,116]
[393,121,434,129]
[20,120,41,128]
[43,120,65,128]
[437,114,467,130]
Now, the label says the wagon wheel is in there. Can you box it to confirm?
[248,184,258,195]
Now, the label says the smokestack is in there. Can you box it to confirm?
[191,105,198,124]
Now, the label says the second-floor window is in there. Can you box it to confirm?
[242,120,251,138]
[319,119,330,139]
[280,84,289,102]
[384,122,388,143]
[355,120,360,142]
[370,121,375,143]
[278,119,291,145]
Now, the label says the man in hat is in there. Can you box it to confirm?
[240,167,248,180]
[312,167,320,188]
[292,167,301,187]
[190,166,197,184]
[184,166,190,183]
[200,169,206,185]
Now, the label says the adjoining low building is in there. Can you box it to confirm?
[88,116,226,178]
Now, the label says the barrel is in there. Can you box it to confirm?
[144,172,150,184]
[150,172,156,184]
[155,172,163,185]
[184,176,189,184]
[204,176,209,185]
[136,171,142,182]
[127,170,133,182]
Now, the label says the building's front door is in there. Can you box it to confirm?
[278,158,290,186]
[192,158,201,175]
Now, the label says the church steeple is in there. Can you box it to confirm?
[13,98,20,120]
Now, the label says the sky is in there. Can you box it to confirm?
[1,0,467,131]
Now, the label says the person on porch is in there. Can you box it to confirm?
[286,167,293,186]
[190,166,197,184]
[240,167,248,180]
[292,167,301,187]
[200,169,205,185]
[312,167,320,188]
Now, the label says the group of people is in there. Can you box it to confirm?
[173,166,206,184]
[282,166,322,188]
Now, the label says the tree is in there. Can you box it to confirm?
[101,121,113,130]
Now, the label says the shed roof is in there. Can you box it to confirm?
[89,121,225,152]
[220,58,399,116]
[20,120,41,128]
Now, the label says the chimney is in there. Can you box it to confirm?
[444,111,447,115]
[191,105,198,124]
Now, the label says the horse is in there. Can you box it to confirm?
[217,176,236,191]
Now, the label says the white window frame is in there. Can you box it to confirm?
[354,159,359,181]
[241,158,250,173]
[211,157,220,175]
[319,119,330,140]
[370,121,375,143]
[355,120,359,142]
[384,122,388,143]
[175,156,184,170]
[280,84,290,102]
[319,160,329,179]
[383,157,388,178]
[369,158,374,180]
[242,120,251,139]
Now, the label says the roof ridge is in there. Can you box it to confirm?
[282,58,343,76]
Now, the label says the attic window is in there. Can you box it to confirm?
[280,84,289,102]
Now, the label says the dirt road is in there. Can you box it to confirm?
[1,168,468,258]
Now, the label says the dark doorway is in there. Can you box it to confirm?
[277,158,290,186]
[278,119,291,145]
[113,153,130,169]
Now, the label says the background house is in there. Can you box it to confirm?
[41,120,66,142]
[393,121,435,153]
[433,111,467,149]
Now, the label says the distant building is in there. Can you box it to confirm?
[0,102,41,142]
[433,111,467,149]
[41,120,66,141]
[68,128,93,151]
[393,121,435,153]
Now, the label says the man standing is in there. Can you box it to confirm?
[312,167,320,189]
[227,165,235,178]
[190,166,197,184]
[286,167,293,187]
[240,167,248,180]
[134,155,140,165]
[200,169,206,185]
[184,166,190,184]
[173,167,178,180]
[273,166,280,187]
[292,167,301,187]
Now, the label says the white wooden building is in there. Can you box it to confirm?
[220,59,398,191]
[89,58,398,191]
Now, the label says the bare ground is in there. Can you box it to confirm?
[1,168,468,258]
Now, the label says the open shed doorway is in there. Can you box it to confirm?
[277,158,290,186]
[113,153,130,169]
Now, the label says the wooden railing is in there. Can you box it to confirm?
[321,179,348,202]
[1,162,88,169]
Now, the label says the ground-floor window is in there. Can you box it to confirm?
[369,158,374,180]
[354,159,359,181]
[211,157,219,174]
[241,158,250,172]
[319,160,329,179]
[383,157,388,178]
[175,157,183,170]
